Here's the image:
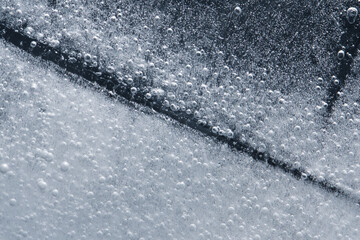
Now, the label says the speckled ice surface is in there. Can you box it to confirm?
[1,0,360,194]
[0,40,359,240]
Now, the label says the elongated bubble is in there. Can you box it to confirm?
[347,7,358,24]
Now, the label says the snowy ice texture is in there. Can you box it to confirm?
[1,0,359,193]
[0,38,359,240]
[0,0,360,239]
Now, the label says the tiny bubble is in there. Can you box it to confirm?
[234,6,242,15]
[30,41,37,48]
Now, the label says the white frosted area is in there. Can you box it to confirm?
[1,42,360,239]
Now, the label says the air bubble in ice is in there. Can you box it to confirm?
[30,41,37,48]
[195,51,202,57]
[167,92,176,100]
[25,26,34,35]
[337,50,345,60]
[219,129,226,136]
[170,82,178,89]
[151,88,165,97]
[110,16,117,22]
[164,100,170,108]
[91,55,98,62]
[117,11,122,18]
[84,53,91,62]
[347,7,358,24]
[37,178,47,190]
[68,57,77,63]
[145,93,152,99]
[87,191,94,197]
[194,111,201,118]
[126,77,134,85]
[99,176,106,183]
[234,6,242,16]
[9,198,17,206]
[226,129,234,138]
[106,65,115,73]
[60,161,70,172]
[49,39,60,48]
[131,87,137,94]
[52,189,59,196]
[186,82,193,89]
[212,126,220,134]
[191,101,198,108]
[170,104,178,111]
[0,163,9,173]
[15,9,22,15]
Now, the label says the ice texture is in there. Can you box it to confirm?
[0,40,359,239]
[0,0,360,238]
[1,0,357,192]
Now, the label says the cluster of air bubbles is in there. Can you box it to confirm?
[3,0,360,198]
[1,1,250,144]
[37,178,47,191]
[0,2,360,239]
[332,75,340,85]
[106,65,115,73]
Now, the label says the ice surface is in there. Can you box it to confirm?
[1,1,360,238]
[0,37,360,239]
[9,1,351,193]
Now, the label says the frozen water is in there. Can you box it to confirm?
[0,39,359,239]
[1,0,360,238]
[0,0,346,193]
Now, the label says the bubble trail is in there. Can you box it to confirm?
[0,21,359,206]
[326,6,360,117]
